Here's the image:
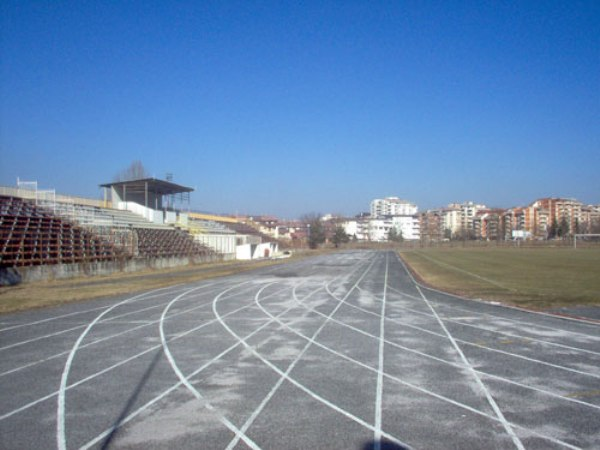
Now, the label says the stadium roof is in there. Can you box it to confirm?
[100,178,194,196]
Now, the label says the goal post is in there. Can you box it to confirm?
[574,234,600,249]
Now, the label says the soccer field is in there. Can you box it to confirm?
[400,247,600,309]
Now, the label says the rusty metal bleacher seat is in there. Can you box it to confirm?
[0,196,121,267]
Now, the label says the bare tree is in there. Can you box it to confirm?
[113,160,150,182]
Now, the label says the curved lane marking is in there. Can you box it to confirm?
[159,281,262,450]
[56,285,178,450]
[213,254,414,448]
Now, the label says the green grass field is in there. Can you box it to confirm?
[400,247,600,309]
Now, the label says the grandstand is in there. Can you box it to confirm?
[0,178,215,271]
[0,177,281,280]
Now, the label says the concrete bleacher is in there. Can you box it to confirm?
[47,201,170,230]
[0,196,121,267]
[47,201,214,260]
[187,217,235,235]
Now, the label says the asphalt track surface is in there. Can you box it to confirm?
[1,250,599,449]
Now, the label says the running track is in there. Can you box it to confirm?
[1,250,599,449]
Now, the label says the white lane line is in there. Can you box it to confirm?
[426,301,600,341]
[387,285,441,305]
[0,284,194,333]
[0,305,111,333]
[293,278,600,412]
[284,295,582,449]
[223,282,309,450]
[0,283,232,379]
[161,275,349,450]
[273,258,583,449]
[388,283,600,355]
[96,281,325,450]
[0,286,196,352]
[323,255,375,300]
[0,323,88,352]
[433,315,600,357]
[56,284,181,450]
[159,280,262,450]
[418,280,600,327]
[0,284,199,334]
[80,327,268,450]
[226,260,413,450]
[2,285,274,422]
[377,288,600,374]
[77,268,333,450]
[396,254,525,450]
[331,288,600,381]
[213,254,414,448]
[374,252,389,449]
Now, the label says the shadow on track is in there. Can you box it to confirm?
[100,349,163,449]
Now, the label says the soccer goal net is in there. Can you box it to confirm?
[574,234,600,248]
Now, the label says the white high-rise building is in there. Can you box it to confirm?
[370,197,418,218]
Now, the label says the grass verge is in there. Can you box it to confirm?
[399,247,600,309]
[0,255,312,315]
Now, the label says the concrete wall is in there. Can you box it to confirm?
[236,242,278,260]
[194,233,237,256]
[16,253,230,283]
[119,201,163,224]
[236,244,253,260]
[165,211,177,224]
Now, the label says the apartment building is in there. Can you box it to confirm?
[416,197,598,242]
[342,218,370,241]
[368,218,393,241]
[580,205,600,233]
[349,196,597,243]
[342,214,420,241]
[443,202,486,237]
[419,210,444,242]
[370,197,418,217]
[533,198,583,234]
[473,209,504,240]
[391,215,420,240]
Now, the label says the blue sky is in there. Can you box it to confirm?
[1,1,598,218]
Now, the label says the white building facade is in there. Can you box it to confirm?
[443,201,486,236]
[371,197,418,218]
[391,215,420,240]
[342,219,370,241]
